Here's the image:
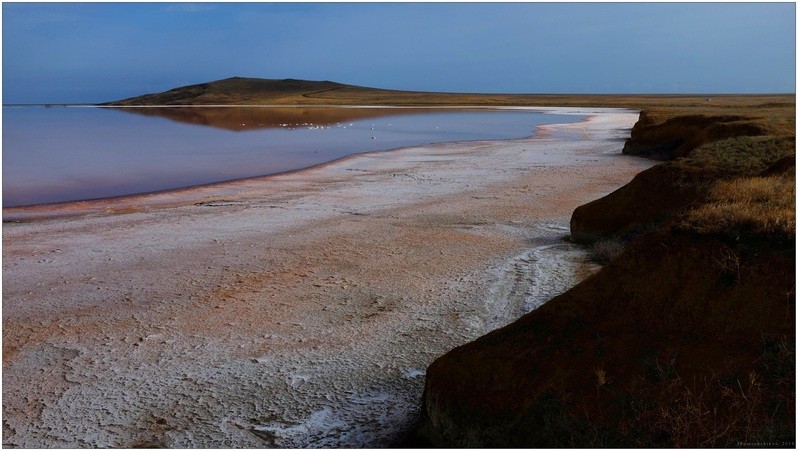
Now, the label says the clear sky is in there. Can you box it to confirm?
[2,2,796,103]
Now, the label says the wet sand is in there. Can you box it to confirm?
[2,108,654,447]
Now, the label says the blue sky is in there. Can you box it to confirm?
[3,2,795,103]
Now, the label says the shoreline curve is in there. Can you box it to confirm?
[3,107,627,222]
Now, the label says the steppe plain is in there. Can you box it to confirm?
[5,79,793,447]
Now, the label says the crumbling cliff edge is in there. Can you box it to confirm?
[418,108,795,447]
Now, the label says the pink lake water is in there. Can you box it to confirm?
[2,106,580,207]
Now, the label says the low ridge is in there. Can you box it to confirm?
[106,77,351,106]
[105,77,795,108]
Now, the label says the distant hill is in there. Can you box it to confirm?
[106,76,512,106]
[105,76,796,108]
[105,77,364,106]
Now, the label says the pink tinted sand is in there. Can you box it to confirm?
[2,108,653,447]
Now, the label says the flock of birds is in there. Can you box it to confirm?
[235,121,444,142]
[234,122,407,140]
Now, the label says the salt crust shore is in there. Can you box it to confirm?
[2,108,653,447]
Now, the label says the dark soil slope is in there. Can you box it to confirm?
[419,105,795,447]
[622,112,767,160]
[422,231,794,447]
[570,164,698,243]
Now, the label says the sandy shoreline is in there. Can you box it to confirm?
[2,109,653,447]
[2,106,615,222]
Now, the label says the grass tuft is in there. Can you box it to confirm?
[589,238,627,264]
[679,173,795,239]
[677,135,795,178]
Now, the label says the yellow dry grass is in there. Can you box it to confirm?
[681,173,795,238]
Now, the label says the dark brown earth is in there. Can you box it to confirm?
[419,103,795,447]
[422,231,794,447]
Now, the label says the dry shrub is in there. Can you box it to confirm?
[626,371,790,447]
[624,338,796,447]
[595,368,608,388]
[680,174,795,238]
[648,373,764,447]
[589,239,627,264]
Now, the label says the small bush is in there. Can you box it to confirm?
[589,239,627,264]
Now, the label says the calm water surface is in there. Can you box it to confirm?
[3,106,580,207]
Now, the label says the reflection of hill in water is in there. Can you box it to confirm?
[113,107,435,131]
